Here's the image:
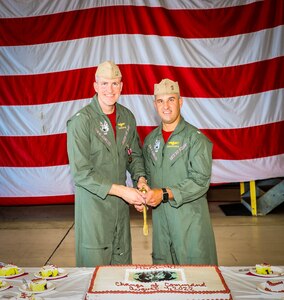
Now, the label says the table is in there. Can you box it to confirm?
[220,266,284,299]
[0,268,92,300]
[0,266,283,299]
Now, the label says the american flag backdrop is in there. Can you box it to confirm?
[0,0,283,206]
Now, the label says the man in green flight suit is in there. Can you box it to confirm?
[139,78,218,265]
[67,61,148,267]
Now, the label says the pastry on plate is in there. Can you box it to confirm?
[39,264,59,277]
[255,263,272,275]
[30,278,47,292]
[0,263,19,276]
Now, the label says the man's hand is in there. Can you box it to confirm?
[109,184,146,205]
[134,204,144,212]
[145,188,163,207]
[137,176,150,192]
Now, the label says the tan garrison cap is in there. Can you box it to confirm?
[154,79,180,96]
[95,61,122,79]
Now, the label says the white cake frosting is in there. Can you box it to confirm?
[86,265,232,300]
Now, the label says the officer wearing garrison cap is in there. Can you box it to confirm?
[67,61,148,267]
[138,79,218,265]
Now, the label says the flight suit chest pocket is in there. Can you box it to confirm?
[90,131,112,165]
[167,142,189,167]
[91,124,113,151]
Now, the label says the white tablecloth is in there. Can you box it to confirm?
[0,266,283,300]
[220,266,284,299]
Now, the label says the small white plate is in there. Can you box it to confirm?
[34,268,68,280]
[15,294,43,300]
[0,268,25,279]
[249,266,284,277]
[0,280,12,291]
[19,281,55,294]
[257,282,284,295]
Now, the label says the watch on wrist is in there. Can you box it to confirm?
[162,188,169,203]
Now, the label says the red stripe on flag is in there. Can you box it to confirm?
[0,1,283,46]
[1,57,284,106]
[0,134,68,167]
[0,195,74,206]
[0,68,94,106]
[1,121,284,167]
[137,126,156,144]
[203,121,284,160]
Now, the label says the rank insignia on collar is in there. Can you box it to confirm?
[100,120,109,135]
[154,139,160,152]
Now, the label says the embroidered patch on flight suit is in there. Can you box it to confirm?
[167,141,180,148]
[95,128,111,147]
[154,139,160,152]
[100,120,109,135]
[121,125,130,146]
[169,143,188,161]
[148,144,158,161]
[117,122,126,129]
[126,145,133,163]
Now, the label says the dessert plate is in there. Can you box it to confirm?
[249,266,284,277]
[256,282,284,295]
[34,268,68,280]
[14,294,43,300]
[0,280,11,291]
[19,281,55,294]
[0,268,25,278]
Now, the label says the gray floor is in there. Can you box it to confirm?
[1,187,284,267]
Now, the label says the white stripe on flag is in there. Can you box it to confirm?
[212,154,284,184]
[0,98,91,136]
[1,154,283,197]
[0,0,258,18]
[1,26,283,75]
[0,165,74,197]
[1,89,283,136]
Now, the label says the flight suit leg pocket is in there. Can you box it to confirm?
[81,243,112,266]
[111,244,131,265]
[152,252,173,265]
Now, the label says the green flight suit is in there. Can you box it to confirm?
[67,95,145,267]
[143,117,218,265]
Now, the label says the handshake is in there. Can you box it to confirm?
[133,183,167,213]
[113,178,170,211]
